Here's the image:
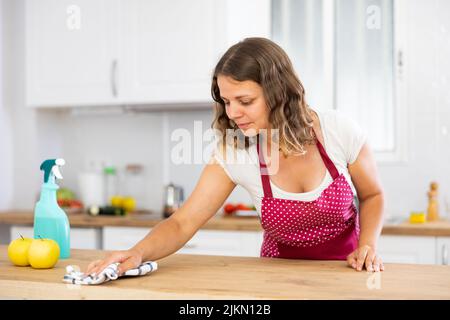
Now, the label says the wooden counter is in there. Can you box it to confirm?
[1,245,449,299]
[0,210,262,231]
[1,211,450,236]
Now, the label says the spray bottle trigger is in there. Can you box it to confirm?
[52,158,65,180]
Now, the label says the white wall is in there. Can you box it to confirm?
[44,110,166,212]
[1,0,450,220]
[0,0,18,210]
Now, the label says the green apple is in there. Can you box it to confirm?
[28,237,60,269]
[8,235,33,266]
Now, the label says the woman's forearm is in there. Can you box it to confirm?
[357,193,385,250]
[130,216,190,261]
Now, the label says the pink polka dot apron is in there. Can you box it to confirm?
[257,132,360,260]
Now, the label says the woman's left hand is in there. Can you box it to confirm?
[347,245,384,272]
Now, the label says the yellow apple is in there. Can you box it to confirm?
[110,195,123,207]
[28,237,60,269]
[122,196,136,213]
[8,235,33,266]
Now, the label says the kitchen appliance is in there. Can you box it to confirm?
[162,183,184,218]
[78,161,104,207]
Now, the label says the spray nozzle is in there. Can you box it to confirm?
[40,158,65,183]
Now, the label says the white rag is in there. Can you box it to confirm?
[63,261,158,285]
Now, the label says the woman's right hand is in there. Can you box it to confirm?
[85,248,143,277]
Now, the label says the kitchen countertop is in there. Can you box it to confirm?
[1,211,450,236]
[0,210,261,231]
[1,245,449,299]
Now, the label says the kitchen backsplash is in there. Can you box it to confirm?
[28,108,251,214]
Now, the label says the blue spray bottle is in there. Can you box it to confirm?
[33,158,71,259]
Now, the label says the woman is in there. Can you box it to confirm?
[86,38,385,277]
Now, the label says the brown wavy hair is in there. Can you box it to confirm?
[211,37,315,157]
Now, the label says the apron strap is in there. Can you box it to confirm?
[256,128,340,198]
[313,128,340,180]
[256,136,273,198]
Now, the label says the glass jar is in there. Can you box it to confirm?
[123,164,145,211]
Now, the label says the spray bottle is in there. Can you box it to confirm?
[33,158,70,259]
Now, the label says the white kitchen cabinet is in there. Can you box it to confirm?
[177,230,263,257]
[436,237,450,265]
[26,0,120,107]
[102,226,263,257]
[10,225,102,250]
[119,0,271,106]
[377,235,436,265]
[25,0,272,108]
[118,0,225,105]
[102,226,151,251]
[222,0,272,48]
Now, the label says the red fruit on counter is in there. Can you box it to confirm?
[223,203,236,214]
[69,200,83,209]
[236,203,252,211]
[57,199,69,207]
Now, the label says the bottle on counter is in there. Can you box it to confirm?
[123,164,145,211]
[104,165,119,206]
[34,159,71,259]
[427,181,440,222]
[78,160,104,208]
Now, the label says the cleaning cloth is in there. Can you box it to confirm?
[63,261,158,285]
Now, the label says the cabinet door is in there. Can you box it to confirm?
[119,0,227,105]
[70,228,102,250]
[436,237,450,265]
[377,235,436,265]
[119,0,271,106]
[222,0,272,49]
[103,227,262,257]
[10,225,102,250]
[102,226,151,251]
[177,230,263,257]
[26,0,120,107]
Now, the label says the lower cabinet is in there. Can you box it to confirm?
[377,235,436,265]
[102,226,151,251]
[10,225,102,250]
[436,237,450,265]
[102,226,263,257]
[177,230,263,257]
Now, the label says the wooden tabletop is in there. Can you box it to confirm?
[2,211,450,236]
[1,245,450,299]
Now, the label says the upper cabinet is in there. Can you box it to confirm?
[118,0,226,105]
[26,0,121,107]
[25,0,271,109]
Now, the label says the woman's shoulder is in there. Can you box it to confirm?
[316,108,365,137]
[315,108,367,164]
[211,135,259,184]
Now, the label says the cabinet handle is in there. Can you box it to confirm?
[111,59,118,97]
[443,244,449,265]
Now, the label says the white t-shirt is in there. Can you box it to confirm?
[212,108,368,216]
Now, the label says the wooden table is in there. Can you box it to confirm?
[1,245,450,299]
